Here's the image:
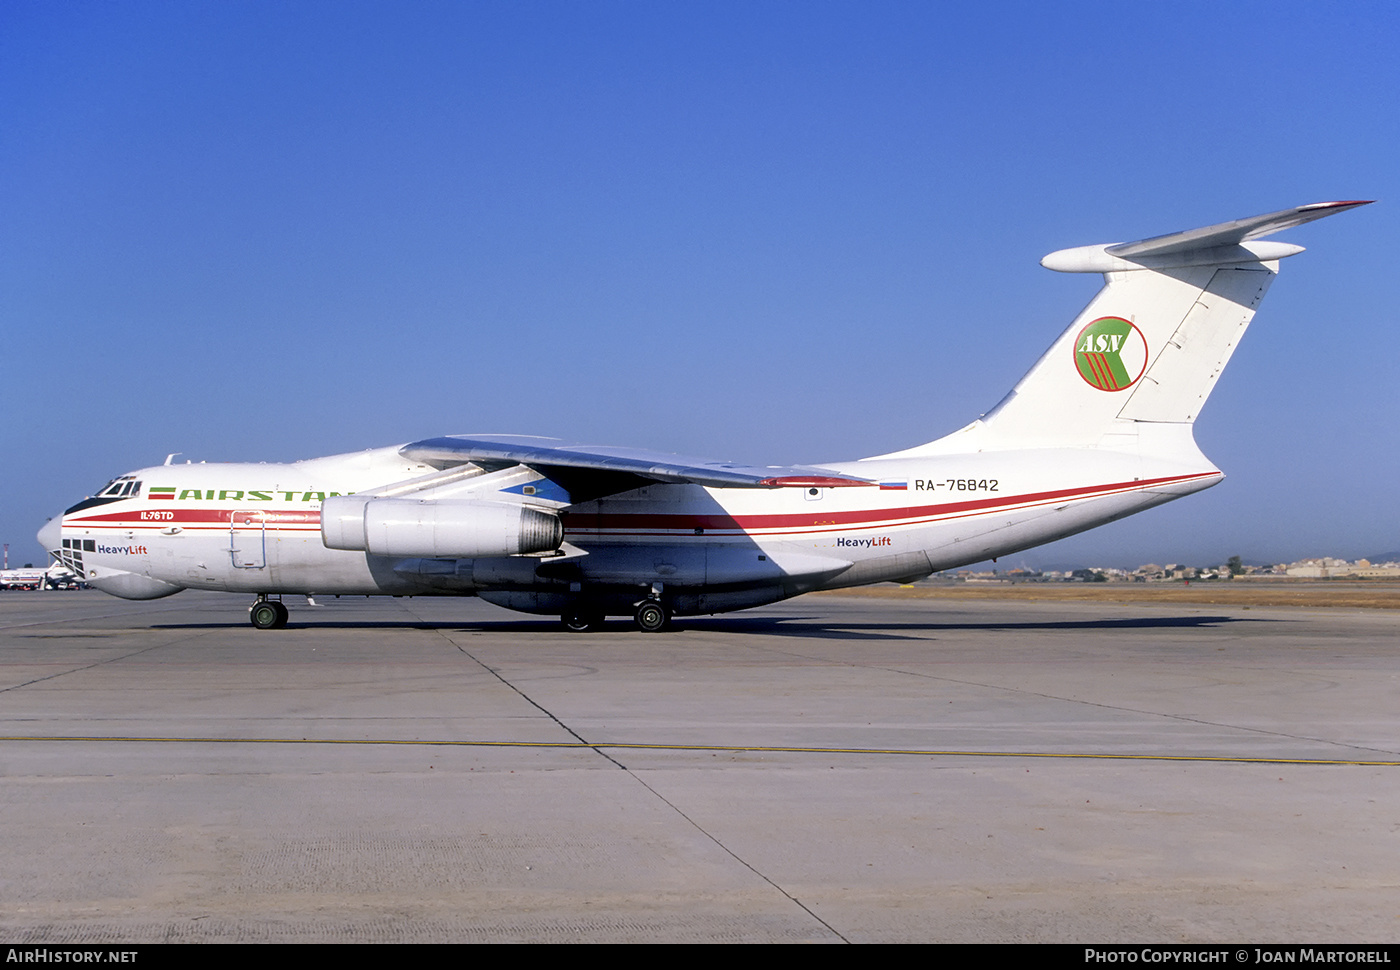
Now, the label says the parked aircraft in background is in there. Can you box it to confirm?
[0,563,79,590]
[39,202,1369,631]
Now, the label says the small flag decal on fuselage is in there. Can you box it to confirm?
[149,488,176,500]
[879,480,908,490]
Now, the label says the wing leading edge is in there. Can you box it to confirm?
[399,435,873,492]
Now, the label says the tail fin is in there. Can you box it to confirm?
[895,201,1370,457]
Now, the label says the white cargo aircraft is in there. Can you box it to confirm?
[39,202,1368,631]
[0,564,78,591]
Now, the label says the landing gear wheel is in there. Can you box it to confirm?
[633,600,669,633]
[561,609,604,632]
[250,599,288,630]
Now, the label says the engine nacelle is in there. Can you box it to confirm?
[322,496,563,559]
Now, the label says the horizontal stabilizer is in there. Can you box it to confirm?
[1042,201,1372,274]
[1107,200,1371,259]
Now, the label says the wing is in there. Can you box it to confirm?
[399,434,872,500]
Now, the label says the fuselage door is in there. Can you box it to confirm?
[230,511,266,569]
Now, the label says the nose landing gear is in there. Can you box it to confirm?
[249,596,288,630]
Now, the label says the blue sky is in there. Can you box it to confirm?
[3,1,1396,568]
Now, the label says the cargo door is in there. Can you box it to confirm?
[230,511,266,569]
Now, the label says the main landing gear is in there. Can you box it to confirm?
[633,599,670,633]
[249,596,288,630]
[559,599,672,633]
[560,608,605,632]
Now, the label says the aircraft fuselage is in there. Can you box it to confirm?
[49,442,1220,619]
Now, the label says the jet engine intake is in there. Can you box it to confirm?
[321,496,563,559]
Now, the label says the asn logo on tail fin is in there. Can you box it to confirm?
[1073,317,1148,392]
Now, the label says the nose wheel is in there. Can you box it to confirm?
[249,597,288,630]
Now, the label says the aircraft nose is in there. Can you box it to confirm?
[37,517,61,557]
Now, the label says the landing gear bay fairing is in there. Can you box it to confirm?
[40,202,1368,631]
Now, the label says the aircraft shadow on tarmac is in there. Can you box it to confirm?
[661,613,1256,640]
[152,612,1258,641]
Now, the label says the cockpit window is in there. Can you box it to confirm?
[96,476,140,498]
[95,476,141,498]
[65,475,141,516]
